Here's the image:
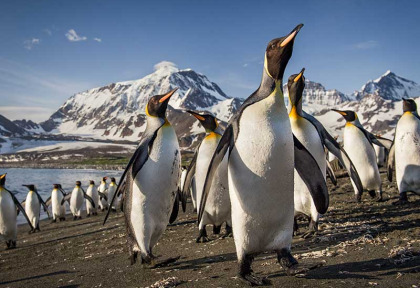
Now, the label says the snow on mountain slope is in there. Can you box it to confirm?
[352,70,420,100]
[39,62,242,144]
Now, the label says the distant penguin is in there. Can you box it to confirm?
[104,88,182,265]
[197,24,329,285]
[86,180,98,216]
[185,110,231,242]
[333,109,392,201]
[0,174,34,249]
[22,184,49,233]
[67,181,95,220]
[387,98,420,204]
[45,184,67,222]
[107,177,118,211]
[98,177,108,211]
[288,69,362,238]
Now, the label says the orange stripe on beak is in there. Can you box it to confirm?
[159,87,178,103]
[294,68,305,82]
[280,30,297,47]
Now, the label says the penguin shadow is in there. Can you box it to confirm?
[165,252,237,271]
[0,270,74,285]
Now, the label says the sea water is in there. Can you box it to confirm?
[0,168,122,224]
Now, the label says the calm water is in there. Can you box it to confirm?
[1,168,122,224]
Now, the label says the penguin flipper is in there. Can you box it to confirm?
[181,143,201,212]
[98,192,108,202]
[302,112,364,195]
[45,196,52,207]
[61,193,72,205]
[83,191,96,209]
[326,159,337,186]
[36,192,50,218]
[169,190,180,224]
[103,126,161,225]
[357,126,392,149]
[293,135,329,214]
[387,140,396,182]
[198,124,234,224]
[5,189,35,231]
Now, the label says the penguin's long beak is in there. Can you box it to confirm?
[187,110,205,121]
[280,23,304,47]
[332,109,347,116]
[159,88,178,103]
[294,68,305,82]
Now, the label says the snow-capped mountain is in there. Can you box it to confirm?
[39,62,242,147]
[352,70,420,100]
[0,114,27,137]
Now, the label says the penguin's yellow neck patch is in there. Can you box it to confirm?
[345,122,354,128]
[289,106,301,119]
[205,132,219,140]
[163,118,171,126]
[145,104,151,117]
[264,53,273,79]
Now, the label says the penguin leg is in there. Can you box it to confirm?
[12,240,16,248]
[277,248,308,276]
[376,189,383,202]
[368,190,377,199]
[238,254,271,286]
[301,219,318,239]
[51,218,57,223]
[222,222,233,239]
[6,240,11,249]
[393,192,409,205]
[293,217,299,236]
[87,213,91,217]
[130,251,138,265]
[36,223,41,232]
[213,225,222,235]
[196,225,210,243]
[60,217,66,221]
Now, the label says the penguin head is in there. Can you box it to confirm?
[53,184,60,189]
[287,68,305,108]
[265,24,303,81]
[110,177,116,183]
[0,173,6,186]
[402,98,417,113]
[89,180,95,185]
[102,177,108,182]
[145,88,178,119]
[22,184,35,191]
[332,109,358,122]
[75,181,81,187]
[187,110,219,133]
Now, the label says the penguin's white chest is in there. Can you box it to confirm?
[290,116,325,218]
[0,190,17,240]
[70,188,84,215]
[26,192,40,227]
[395,113,420,192]
[130,124,181,251]
[228,96,294,256]
[343,124,380,191]
[51,189,64,217]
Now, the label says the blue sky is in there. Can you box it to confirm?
[0,0,419,121]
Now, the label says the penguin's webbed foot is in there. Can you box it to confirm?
[196,228,210,243]
[368,190,377,198]
[221,224,233,239]
[239,273,271,286]
[130,251,138,265]
[51,219,57,223]
[87,213,91,217]
[301,230,316,239]
[213,225,222,235]
[73,216,77,221]
[277,248,308,276]
[393,192,409,205]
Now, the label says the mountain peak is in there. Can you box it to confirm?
[153,61,179,73]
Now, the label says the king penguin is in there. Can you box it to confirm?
[197,24,329,285]
[86,180,99,216]
[66,181,95,220]
[104,88,182,265]
[98,177,108,211]
[333,109,392,201]
[22,184,49,233]
[45,184,67,222]
[184,110,232,242]
[0,174,34,248]
[288,68,363,237]
[387,98,420,204]
[107,177,118,211]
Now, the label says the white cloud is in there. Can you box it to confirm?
[154,61,178,71]
[243,63,248,68]
[93,37,102,42]
[65,29,87,42]
[44,29,52,36]
[0,106,54,122]
[353,40,378,50]
[23,38,40,50]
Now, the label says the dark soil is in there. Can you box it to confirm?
[1,171,419,288]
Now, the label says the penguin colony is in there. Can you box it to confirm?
[1,24,419,286]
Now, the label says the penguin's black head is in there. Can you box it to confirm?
[0,173,6,186]
[332,109,357,122]
[23,184,35,191]
[265,24,303,81]
[287,68,305,107]
[89,180,95,185]
[110,177,116,183]
[53,184,60,189]
[187,110,218,132]
[102,177,108,182]
[402,98,417,112]
[76,181,81,187]
[146,88,178,119]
